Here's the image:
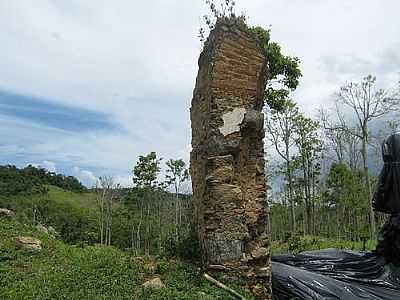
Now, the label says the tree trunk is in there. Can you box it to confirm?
[175,193,179,242]
[286,142,296,232]
[362,128,375,238]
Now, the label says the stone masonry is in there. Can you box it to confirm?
[190,18,271,299]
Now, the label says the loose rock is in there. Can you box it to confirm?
[0,208,15,219]
[142,277,165,290]
[16,236,42,251]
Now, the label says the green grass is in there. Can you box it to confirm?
[0,185,97,215]
[0,218,252,299]
[46,185,96,207]
[272,234,377,255]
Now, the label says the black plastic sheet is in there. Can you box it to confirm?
[272,248,400,299]
[373,132,400,214]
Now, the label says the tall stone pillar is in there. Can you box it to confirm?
[190,18,271,299]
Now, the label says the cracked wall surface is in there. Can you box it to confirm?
[190,18,271,299]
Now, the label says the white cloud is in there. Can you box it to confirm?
[27,160,57,173]
[114,175,133,188]
[41,160,57,173]
[72,167,97,188]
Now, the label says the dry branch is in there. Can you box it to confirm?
[203,273,247,300]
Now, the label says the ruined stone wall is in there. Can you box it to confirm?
[190,18,271,299]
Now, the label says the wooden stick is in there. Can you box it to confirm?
[203,273,247,300]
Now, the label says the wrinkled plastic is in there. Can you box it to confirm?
[373,132,400,214]
[271,249,400,299]
[376,215,400,265]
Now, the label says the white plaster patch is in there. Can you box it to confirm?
[219,108,246,136]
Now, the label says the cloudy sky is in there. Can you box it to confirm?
[1,0,399,187]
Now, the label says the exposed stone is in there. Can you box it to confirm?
[242,109,264,132]
[256,267,271,278]
[142,277,165,290]
[15,236,42,251]
[208,264,227,271]
[251,247,269,259]
[190,17,271,299]
[219,107,246,136]
[204,239,244,262]
[0,208,15,219]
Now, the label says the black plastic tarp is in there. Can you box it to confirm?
[272,248,400,299]
[373,132,400,214]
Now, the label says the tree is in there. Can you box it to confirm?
[320,107,362,171]
[250,27,301,111]
[165,159,190,196]
[96,176,119,246]
[131,152,163,255]
[337,75,398,237]
[265,99,300,231]
[294,114,321,234]
[324,163,367,240]
[165,159,190,241]
[132,152,162,189]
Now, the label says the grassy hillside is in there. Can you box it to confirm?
[0,217,253,300]
[0,186,99,244]
[0,185,97,214]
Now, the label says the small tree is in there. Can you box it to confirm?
[96,176,119,246]
[165,159,190,241]
[132,152,162,189]
[294,114,321,234]
[325,163,366,240]
[131,152,162,255]
[265,99,300,231]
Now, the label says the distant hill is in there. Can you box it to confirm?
[0,165,87,197]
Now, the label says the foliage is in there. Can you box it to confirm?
[165,159,190,194]
[132,152,162,189]
[0,186,98,245]
[163,227,201,261]
[324,163,369,239]
[271,233,377,255]
[0,165,86,197]
[250,27,302,111]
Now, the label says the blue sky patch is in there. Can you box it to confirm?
[0,90,114,132]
